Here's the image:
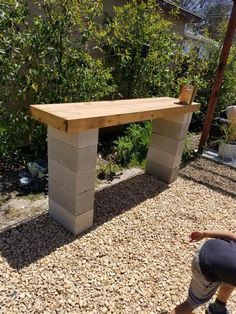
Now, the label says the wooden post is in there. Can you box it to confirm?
[198,0,236,153]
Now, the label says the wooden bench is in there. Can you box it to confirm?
[31,97,200,235]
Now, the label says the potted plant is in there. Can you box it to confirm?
[218,120,236,161]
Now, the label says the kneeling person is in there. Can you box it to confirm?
[171,230,236,314]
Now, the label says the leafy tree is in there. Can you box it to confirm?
[205,2,232,40]
[103,0,180,99]
[0,0,115,163]
[1,0,236,168]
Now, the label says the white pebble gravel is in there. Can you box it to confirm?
[0,158,235,313]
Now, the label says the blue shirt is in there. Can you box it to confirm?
[199,238,236,286]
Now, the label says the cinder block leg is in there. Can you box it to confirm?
[47,126,98,235]
[145,113,193,183]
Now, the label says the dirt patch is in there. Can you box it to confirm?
[0,195,48,230]
[0,166,142,231]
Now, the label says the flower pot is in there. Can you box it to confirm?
[227,105,236,122]
[219,142,236,161]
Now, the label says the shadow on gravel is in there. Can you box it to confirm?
[0,173,168,270]
[189,162,236,183]
[180,160,236,199]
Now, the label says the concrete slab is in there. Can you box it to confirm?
[48,159,96,193]
[146,161,179,184]
[147,147,182,169]
[49,179,95,216]
[49,199,94,235]
[152,119,190,140]
[48,127,98,148]
[202,149,236,169]
[160,112,192,124]
[48,136,97,172]
[149,133,185,155]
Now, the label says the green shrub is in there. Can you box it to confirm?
[0,107,47,163]
[114,121,152,167]
[217,45,236,112]
[102,0,236,126]
[0,0,115,163]
[113,123,198,168]
[97,161,121,181]
[103,0,180,99]
[192,44,236,117]
[1,0,236,167]
[182,132,198,164]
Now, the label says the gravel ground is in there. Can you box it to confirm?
[0,158,235,313]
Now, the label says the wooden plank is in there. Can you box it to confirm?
[30,97,200,133]
[31,97,175,119]
[67,103,200,133]
[30,106,68,131]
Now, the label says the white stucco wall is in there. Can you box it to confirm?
[103,0,186,36]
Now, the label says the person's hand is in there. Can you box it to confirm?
[190,231,205,243]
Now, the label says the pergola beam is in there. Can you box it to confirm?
[198,0,236,152]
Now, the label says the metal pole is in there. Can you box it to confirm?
[198,0,236,153]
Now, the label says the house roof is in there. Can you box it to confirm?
[158,0,205,23]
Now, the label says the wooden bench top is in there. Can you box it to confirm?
[30,97,200,133]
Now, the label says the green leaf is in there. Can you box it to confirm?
[32,83,38,92]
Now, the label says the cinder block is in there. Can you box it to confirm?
[152,119,190,140]
[146,147,182,168]
[149,134,185,155]
[48,126,98,148]
[160,113,192,124]
[49,179,95,216]
[48,159,96,193]
[48,136,97,172]
[145,160,179,184]
[49,199,94,235]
